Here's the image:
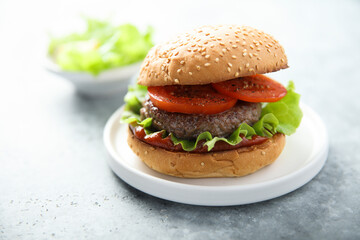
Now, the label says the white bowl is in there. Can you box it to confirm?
[45,57,142,97]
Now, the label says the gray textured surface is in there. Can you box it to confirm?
[1,0,360,239]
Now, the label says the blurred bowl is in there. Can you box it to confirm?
[45,57,142,97]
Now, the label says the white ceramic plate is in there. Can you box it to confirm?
[104,103,328,206]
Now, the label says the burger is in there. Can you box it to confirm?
[122,25,302,178]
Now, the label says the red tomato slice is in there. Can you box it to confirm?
[212,74,287,102]
[147,85,237,114]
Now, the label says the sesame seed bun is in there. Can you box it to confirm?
[128,128,286,178]
[138,25,288,86]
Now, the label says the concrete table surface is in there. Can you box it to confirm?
[0,0,359,239]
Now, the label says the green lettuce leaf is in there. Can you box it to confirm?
[261,81,302,135]
[48,18,154,75]
[253,113,279,137]
[170,123,257,152]
[121,82,302,152]
[121,84,148,123]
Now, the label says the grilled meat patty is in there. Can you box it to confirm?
[140,98,262,139]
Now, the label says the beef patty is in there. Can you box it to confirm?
[140,98,262,139]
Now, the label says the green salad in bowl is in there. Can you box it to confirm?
[48,18,154,75]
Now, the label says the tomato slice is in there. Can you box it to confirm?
[147,85,237,114]
[212,74,287,102]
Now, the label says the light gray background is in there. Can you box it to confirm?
[1,0,359,239]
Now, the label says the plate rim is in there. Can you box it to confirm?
[103,103,329,205]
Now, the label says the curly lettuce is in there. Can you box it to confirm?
[121,81,302,151]
[48,18,154,75]
[261,81,302,135]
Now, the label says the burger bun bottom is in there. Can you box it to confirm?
[127,128,285,178]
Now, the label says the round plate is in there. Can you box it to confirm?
[104,103,328,206]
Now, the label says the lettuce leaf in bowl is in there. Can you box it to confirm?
[48,18,154,75]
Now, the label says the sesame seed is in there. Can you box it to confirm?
[232,55,237,59]
[196,65,201,71]
[249,68,254,72]
[189,72,193,75]
[222,49,227,53]
[232,45,238,48]
[281,58,285,63]
[245,63,250,68]
[243,49,247,52]
[201,52,206,56]
[257,57,262,60]
[210,44,215,48]
[217,37,222,40]
[257,48,261,51]
[215,58,219,63]
[239,67,242,72]
[177,69,181,73]
[204,63,211,67]
[219,42,225,46]
[191,43,196,47]
[235,72,240,77]
[242,41,246,45]
[227,67,231,72]
[205,55,210,59]
[250,45,254,49]
[249,53,253,58]
[243,52,247,57]
[267,49,271,53]
[205,33,210,36]
[219,53,224,57]
[175,51,179,56]
[261,151,266,156]
[174,79,179,83]
[193,48,198,52]
[228,63,233,67]
[187,48,191,52]
[201,162,205,166]
[255,65,259,70]
[180,60,185,65]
